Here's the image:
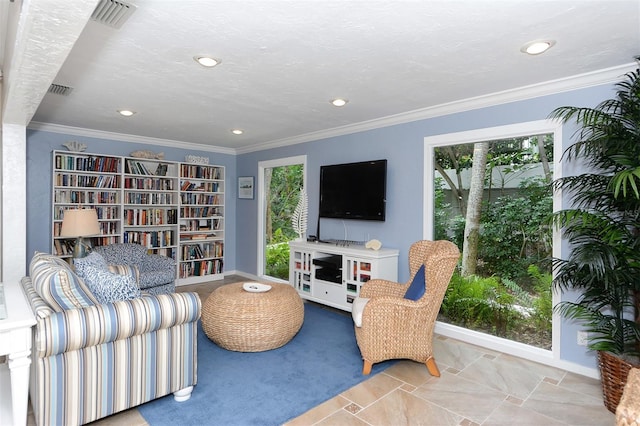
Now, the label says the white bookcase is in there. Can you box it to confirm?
[51,151,225,285]
[289,241,399,312]
[178,163,225,284]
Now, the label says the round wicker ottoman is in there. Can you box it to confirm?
[202,282,304,352]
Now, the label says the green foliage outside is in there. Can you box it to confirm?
[435,139,554,349]
[265,229,290,280]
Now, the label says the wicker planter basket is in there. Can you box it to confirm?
[598,351,640,413]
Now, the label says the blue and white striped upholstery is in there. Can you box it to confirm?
[21,265,201,425]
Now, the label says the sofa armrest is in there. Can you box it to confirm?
[35,292,201,358]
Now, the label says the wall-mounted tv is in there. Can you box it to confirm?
[319,159,387,221]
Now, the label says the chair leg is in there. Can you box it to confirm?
[362,360,373,375]
[425,357,441,377]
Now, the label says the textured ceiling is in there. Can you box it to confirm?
[14,0,640,152]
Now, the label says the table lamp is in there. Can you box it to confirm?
[60,208,100,258]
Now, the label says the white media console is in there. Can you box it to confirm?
[288,240,399,312]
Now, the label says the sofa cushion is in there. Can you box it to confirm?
[30,252,98,311]
[404,264,426,301]
[80,264,142,304]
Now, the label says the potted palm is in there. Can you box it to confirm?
[550,57,640,413]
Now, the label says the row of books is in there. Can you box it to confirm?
[123,230,175,247]
[124,177,175,191]
[179,259,223,278]
[55,154,120,173]
[179,180,221,192]
[125,192,175,205]
[55,173,120,189]
[123,208,178,226]
[55,190,119,204]
[147,247,176,259]
[53,205,120,221]
[180,193,222,205]
[180,206,223,218]
[180,242,224,260]
[179,164,223,180]
[179,218,222,232]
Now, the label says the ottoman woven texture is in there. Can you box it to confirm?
[202,282,304,352]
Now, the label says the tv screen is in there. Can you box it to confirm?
[319,159,387,221]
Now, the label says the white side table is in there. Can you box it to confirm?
[0,281,36,426]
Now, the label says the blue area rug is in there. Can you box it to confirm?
[138,302,393,426]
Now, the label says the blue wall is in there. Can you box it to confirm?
[26,81,618,371]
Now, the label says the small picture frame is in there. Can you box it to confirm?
[238,176,255,199]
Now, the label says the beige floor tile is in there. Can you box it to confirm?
[559,371,604,399]
[411,371,507,424]
[340,371,404,408]
[284,395,350,426]
[382,360,436,387]
[523,381,614,425]
[481,400,566,426]
[88,408,148,426]
[496,352,567,382]
[456,354,543,400]
[432,337,487,371]
[355,388,462,426]
[315,408,371,426]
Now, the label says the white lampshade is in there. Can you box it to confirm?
[60,209,100,237]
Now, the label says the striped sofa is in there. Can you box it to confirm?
[21,252,201,425]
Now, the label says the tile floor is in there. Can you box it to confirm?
[28,276,615,425]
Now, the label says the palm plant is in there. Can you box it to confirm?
[549,57,640,411]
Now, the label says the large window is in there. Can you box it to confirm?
[425,120,562,362]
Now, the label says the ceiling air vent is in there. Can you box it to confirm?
[48,84,73,96]
[91,0,137,29]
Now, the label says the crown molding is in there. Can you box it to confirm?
[29,62,636,156]
[235,62,637,154]
[27,122,236,155]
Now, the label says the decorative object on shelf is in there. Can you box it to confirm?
[185,155,209,165]
[155,163,168,176]
[365,239,382,250]
[238,176,254,199]
[242,282,272,293]
[62,141,87,152]
[59,208,100,258]
[130,150,165,159]
[291,188,308,241]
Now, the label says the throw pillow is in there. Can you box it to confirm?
[30,254,98,311]
[404,264,426,301]
[73,251,108,277]
[80,264,142,304]
[108,264,141,286]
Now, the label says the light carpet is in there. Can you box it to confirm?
[138,301,393,426]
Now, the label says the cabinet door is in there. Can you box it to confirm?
[290,249,312,293]
[344,257,374,300]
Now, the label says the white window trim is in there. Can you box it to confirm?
[257,155,307,281]
[422,120,595,377]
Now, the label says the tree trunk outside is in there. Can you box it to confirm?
[536,135,552,182]
[461,142,489,277]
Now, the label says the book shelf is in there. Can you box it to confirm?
[51,151,225,285]
[52,152,123,257]
[178,163,225,284]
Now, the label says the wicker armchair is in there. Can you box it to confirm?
[617,368,640,426]
[353,240,460,375]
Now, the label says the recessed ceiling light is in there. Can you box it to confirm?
[194,56,221,67]
[520,40,555,55]
[117,109,136,116]
[231,129,244,135]
[330,98,348,107]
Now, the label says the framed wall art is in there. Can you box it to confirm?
[238,176,255,199]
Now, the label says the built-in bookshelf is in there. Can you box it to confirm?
[123,157,179,259]
[178,163,225,284]
[51,151,225,284]
[52,152,123,257]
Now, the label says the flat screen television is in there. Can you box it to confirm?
[319,159,387,221]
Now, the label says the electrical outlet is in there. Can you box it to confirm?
[577,330,589,346]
